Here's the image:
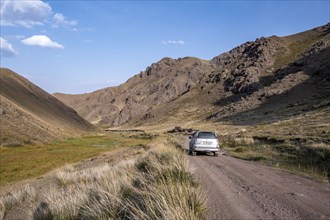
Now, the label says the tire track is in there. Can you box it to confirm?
[181,136,330,220]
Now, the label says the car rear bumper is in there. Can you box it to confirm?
[192,145,219,152]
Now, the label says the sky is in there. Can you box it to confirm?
[1,0,329,94]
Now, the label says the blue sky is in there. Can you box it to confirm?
[1,0,329,94]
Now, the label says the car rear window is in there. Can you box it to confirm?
[197,132,216,139]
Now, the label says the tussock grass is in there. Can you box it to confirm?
[129,142,204,220]
[0,202,4,220]
[1,139,205,219]
[223,136,330,181]
[33,185,88,220]
[1,184,36,209]
[0,184,36,219]
[233,137,255,145]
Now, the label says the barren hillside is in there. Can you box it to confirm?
[54,57,215,126]
[0,68,95,145]
[54,23,330,132]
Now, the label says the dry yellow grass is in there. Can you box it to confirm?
[223,135,330,181]
[0,133,150,187]
[0,138,205,220]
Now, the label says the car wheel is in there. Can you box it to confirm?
[214,152,219,157]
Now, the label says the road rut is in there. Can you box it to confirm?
[181,137,330,220]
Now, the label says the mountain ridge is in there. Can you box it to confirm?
[54,23,330,131]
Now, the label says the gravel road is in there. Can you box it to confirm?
[180,137,330,220]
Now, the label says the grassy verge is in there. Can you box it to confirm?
[222,136,330,182]
[0,138,205,220]
[0,133,151,187]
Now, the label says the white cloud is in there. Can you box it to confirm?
[52,13,77,28]
[0,37,18,57]
[0,0,52,28]
[0,1,79,30]
[71,27,94,33]
[162,40,185,45]
[21,35,64,49]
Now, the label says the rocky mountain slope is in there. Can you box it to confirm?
[54,23,330,133]
[0,68,95,145]
[55,57,215,126]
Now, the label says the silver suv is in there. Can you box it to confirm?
[189,131,220,157]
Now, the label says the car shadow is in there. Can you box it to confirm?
[188,152,216,157]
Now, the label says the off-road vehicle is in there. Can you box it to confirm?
[189,130,220,156]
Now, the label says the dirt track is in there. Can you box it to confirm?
[181,137,330,220]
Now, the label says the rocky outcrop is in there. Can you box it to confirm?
[211,36,285,94]
[54,23,330,127]
[102,57,215,126]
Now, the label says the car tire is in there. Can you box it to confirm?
[214,152,219,157]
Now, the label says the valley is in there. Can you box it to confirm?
[0,23,329,219]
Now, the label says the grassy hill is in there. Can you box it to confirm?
[0,68,95,145]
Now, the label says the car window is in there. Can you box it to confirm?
[197,132,216,139]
